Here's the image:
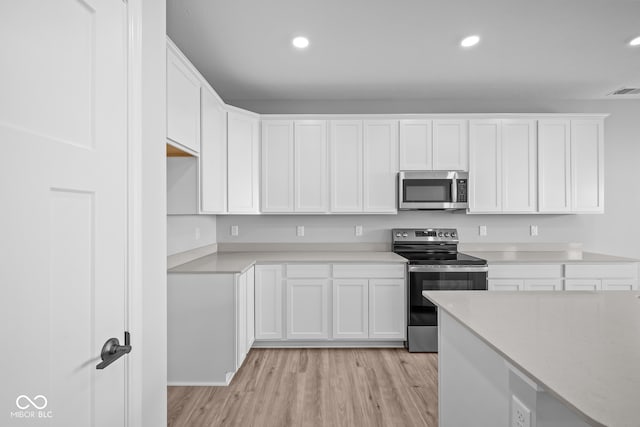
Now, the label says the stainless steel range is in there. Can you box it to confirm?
[392,228,488,352]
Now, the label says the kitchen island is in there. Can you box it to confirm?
[424,290,640,427]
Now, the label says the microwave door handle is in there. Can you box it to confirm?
[451,178,457,203]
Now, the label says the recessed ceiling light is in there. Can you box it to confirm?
[460,35,480,48]
[292,36,310,49]
[630,36,640,47]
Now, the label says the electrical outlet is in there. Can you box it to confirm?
[530,225,538,237]
[296,225,305,237]
[231,225,239,237]
[511,396,531,427]
[195,227,201,240]
[355,225,363,236]
[479,225,487,236]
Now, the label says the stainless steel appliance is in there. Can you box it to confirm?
[392,228,487,352]
[398,171,468,210]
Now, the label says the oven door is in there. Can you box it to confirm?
[408,265,488,327]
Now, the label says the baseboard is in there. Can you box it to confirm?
[252,340,406,348]
[167,379,229,387]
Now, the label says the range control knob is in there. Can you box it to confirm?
[451,232,457,238]
[444,232,450,237]
[395,232,401,237]
[438,232,444,237]
[402,233,408,237]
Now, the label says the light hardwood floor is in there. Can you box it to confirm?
[168,348,438,427]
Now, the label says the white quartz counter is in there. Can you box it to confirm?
[465,250,639,264]
[423,290,640,426]
[169,251,407,274]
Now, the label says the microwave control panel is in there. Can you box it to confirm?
[457,179,468,202]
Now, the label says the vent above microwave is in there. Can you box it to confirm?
[608,87,640,96]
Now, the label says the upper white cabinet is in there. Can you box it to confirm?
[399,120,433,170]
[261,120,294,212]
[261,120,328,213]
[433,119,468,170]
[363,120,399,213]
[166,43,201,154]
[200,87,227,214]
[538,119,572,213]
[469,119,537,213]
[571,119,604,213]
[227,109,260,214]
[330,120,363,212]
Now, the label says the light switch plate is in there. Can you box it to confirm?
[231,225,239,237]
[296,225,304,237]
[479,225,487,236]
[355,225,363,236]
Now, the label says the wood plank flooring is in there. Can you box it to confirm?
[168,348,438,427]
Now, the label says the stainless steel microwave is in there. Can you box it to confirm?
[398,171,468,210]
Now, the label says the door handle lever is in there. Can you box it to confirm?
[96,331,131,370]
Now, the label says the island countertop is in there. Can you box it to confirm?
[423,290,640,427]
[169,251,407,274]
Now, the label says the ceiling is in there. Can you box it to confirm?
[167,0,640,102]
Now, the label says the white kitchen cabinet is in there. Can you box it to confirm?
[236,270,247,370]
[254,265,283,340]
[564,279,600,291]
[330,120,363,212]
[369,279,405,339]
[227,109,260,213]
[399,120,433,170]
[261,120,294,212]
[488,264,563,291]
[295,120,328,212]
[565,263,638,291]
[363,120,398,213]
[571,119,604,213]
[166,43,201,154]
[538,119,571,213]
[469,119,536,213]
[246,267,255,348]
[523,279,563,291]
[432,119,468,170]
[333,279,369,339]
[200,86,227,213]
[286,279,330,339]
[488,279,524,291]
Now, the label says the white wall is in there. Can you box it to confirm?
[217,98,640,259]
[167,215,217,255]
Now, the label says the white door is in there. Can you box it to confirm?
[399,120,433,170]
[469,120,502,212]
[261,120,294,212]
[333,279,369,339]
[294,120,328,212]
[538,120,571,212]
[286,280,330,339]
[329,120,363,212]
[200,87,227,213]
[432,119,468,170]
[368,280,405,339]
[0,1,129,425]
[254,265,283,340]
[227,110,259,213]
[571,119,604,213]
[167,44,201,154]
[502,120,537,212]
[363,120,398,213]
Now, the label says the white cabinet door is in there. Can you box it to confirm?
[286,279,330,339]
[602,280,636,291]
[469,120,501,212]
[167,46,201,153]
[433,119,468,170]
[295,120,328,212]
[236,271,247,369]
[246,266,255,348]
[330,120,363,212]
[200,87,227,213]
[488,279,524,291]
[523,279,562,291]
[571,119,604,213]
[255,265,283,340]
[565,279,601,291]
[228,110,259,213]
[399,120,432,170]
[368,279,405,339]
[538,119,571,212]
[333,279,369,339]
[502,120,537,212]
[363,120,398,213]
[261,120,294,212]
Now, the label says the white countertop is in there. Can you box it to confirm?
[423,290,640,427]
[169,251,407,274]
[466,250,639,264]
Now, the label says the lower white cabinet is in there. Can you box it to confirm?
[236,266,255,369]
[255,262,406,343]
[565,264,637,291]
[286,279,330,339]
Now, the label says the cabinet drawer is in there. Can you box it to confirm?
[565,263,638,279]
[488,279,523,291]
[488,264,562,279]
[285,264,331,278]
[333,264,405,279]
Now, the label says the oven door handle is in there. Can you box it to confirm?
[408,265,488,273]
